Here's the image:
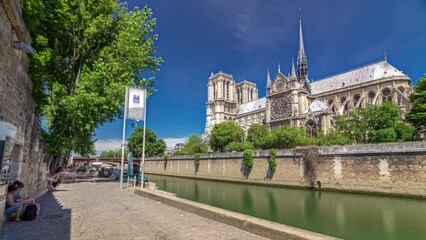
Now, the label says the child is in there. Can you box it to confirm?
[4,184,24,222]
[13,181,34,205]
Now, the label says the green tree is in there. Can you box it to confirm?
[178,135,208,155]
[337,101,414,143]
[246,124,269,149]
[100,149,125,158]
[316,130,351,146]
[210,122,244,152]
[265,126,309,149]
[23,1,162,163]
[127,128,166,157]
[407,75,426,133]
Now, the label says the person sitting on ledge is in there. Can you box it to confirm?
[4,184,24,222]
[47,167,64,190]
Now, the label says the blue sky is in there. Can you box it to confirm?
[94,0,426,151]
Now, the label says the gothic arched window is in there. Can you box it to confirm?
[397,94,403,106]
[226,82,230,99]
[353,94,361,108]
[222,81,225,99]
[306,120,317,137]
[382,88,392,101]
[368,91,376,105]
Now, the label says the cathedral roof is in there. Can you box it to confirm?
[310,60,408,95]
[237,97,266,115]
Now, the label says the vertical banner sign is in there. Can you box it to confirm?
[120,87,147,190]
[127,88,146,121]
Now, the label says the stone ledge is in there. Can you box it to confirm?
[134,188,338,240]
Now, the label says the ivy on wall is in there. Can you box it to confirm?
[243,149,253,170]
[269,149,277,173]
[194,153,201,173]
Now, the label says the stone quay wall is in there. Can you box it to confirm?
[145,142,426,198]
[0,0,47,226]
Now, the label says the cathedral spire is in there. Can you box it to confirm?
[297,17,308,82]
[266,69,272,95]
[278,63,281,73]
[291,58,297,79]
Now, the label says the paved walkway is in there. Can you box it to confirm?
[0,182,266,240]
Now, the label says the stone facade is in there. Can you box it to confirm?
[204,18,412,137]
[144,142,426,197]
[0,0,47,226]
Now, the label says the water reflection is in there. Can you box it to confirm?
[149,175,426,240]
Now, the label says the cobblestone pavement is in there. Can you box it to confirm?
[0,182,266,240]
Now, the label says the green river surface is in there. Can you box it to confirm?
[147,174,426,240]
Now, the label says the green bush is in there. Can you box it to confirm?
[269,149,277,173]
[225,141,254,152]
[369,128,397,143]
[243,149,253,169]
[316,130,351,146]
[394,121,415,142]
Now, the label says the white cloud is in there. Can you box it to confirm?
[205,0,292,50]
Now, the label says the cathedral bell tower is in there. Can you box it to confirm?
[204,72,237,136]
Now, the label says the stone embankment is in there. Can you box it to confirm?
[135,186,338,240]
[145,142,426,197]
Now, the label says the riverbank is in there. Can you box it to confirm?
[0,182,271,240]
[145,142,426,198]
[135,187,337,240]
[146,174,426,240]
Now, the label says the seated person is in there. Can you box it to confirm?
[4,184,24,222]
[12,181,34,205]
[47,167,63,190]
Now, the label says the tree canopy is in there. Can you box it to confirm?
[246,124,269,149]
[23,1,162,159]
[99,149,126,158]
[127,128,166,157]
[407,75,426,133]
[337,101,414,143]
[210,122,244,152]
[174,135,207,155]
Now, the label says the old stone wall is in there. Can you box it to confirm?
[0,0,47,226]
[145,142,426,197]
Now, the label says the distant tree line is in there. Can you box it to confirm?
[209,99,421,152]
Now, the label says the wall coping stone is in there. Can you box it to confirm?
[145,142,426,161]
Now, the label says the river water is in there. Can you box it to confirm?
[147,174,426,239]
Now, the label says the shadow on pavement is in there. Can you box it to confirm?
[0,191,71,240]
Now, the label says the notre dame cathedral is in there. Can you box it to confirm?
[204,17,412,139]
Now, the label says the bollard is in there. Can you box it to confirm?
[134,176,136,189]
[127,176,129,188]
